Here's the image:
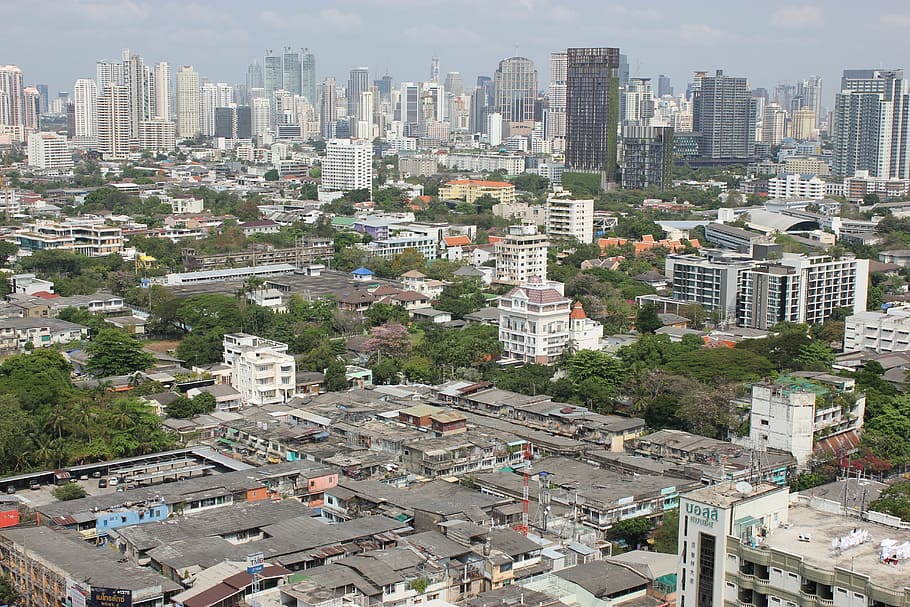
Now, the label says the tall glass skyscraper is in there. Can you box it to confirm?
[264,51,283,96]
[282,49,301,96]
[493,57,538,129]
[565,47,620,178]
[302,51,316,105]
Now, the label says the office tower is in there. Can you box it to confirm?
[657,74,673,98]
[282,48,301,96]
[200,83,233,137]
[0,65,24,135]
[347,67,369,119]
[833,69,909,179]
[22,87,39,131]
[175,66,200,139]
[547,51,567,146]
[773,82,797,112]
[214,107,236,139]
[355,90,375,139]
[35,84,48,114]
[375,74,393,103]
[469,76,494,135]
[565,47,621,179]
[623,77,654,126]
[72,79,98,146]
[264,51,283,97]
[797,75,822,122]
[251,97,270,139]
[493,57,538,135]
[621,125,674,190]
[444,72,463,97]
[618,54,630,87]
[319,78,337,138]
[97,84,130,160]
[322,138,373,192]
[430,56,439,83]
[95,60,124,91]
[153,61,170,119]
[301,50,316,104]
[791,108,816,140]
[27,132,73,170]
[399,81,420,135]
[246,61,264,91]
[761,102,787,145]
[421,82,445,123]
[693,69,757,161]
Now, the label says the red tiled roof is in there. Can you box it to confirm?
[392,290,429,302]
[444,235,471,247]
[569,301,587,319]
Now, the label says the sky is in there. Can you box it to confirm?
[3,0,910,110]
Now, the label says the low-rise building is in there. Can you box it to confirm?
[439,180,517,205]
[844,305,910,353]
[222,333,295,406]
[0,317,88,355]
[12,219,123,257]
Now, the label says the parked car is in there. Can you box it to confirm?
[97,478,107,489]
[108,477,119,487]
[91,471,102,479]
[5,486,15,494]
[29,481,40,490]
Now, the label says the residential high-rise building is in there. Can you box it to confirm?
[546,51,568,147]
[493,57,538,136]
[444,72,463,97]
[623,77,654,126]
[797,75,822,124]
[139,119,176,152]
[27,132,73,170]
[791,108,816,140]
[546,194,594,243]
[22,87,39,131]
[399,81,420,135]
[657,74,673,97]
[200,82,233,137]
[125,53,152,138]
[35,84,48,114]
[494,224,548,284]
[153,61,170,119]
[347,67,369,120]
[246,62,264,91]
[565,47,621,179]
[264,51,283,97]
[0,65,24,137]
[322,138,372,192]
[97,84,130,160]
[301,50,316,104]
[693,69,757,162]
[621,125,674,190]
[761,102,787,145]
[214,106,252,140]
[251,97,270,139]
[833,69,909,179]
[319,78,337,138]
[95,60,124,91]
[72,79,97,147]
[282,48,301,96]
[175,66,200,139]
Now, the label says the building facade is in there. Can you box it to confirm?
[97,84,130,160]
[494,224,549,284]
[223,333,296,406]
[621,125,674,190]
[546,195,594,243]
[844,305,910,352]
[565,47,621,178]
[26,133,72,171]
[321,138,373,192]
[693,70,757,162]
[498,280,573,364]
[175,66,200,139]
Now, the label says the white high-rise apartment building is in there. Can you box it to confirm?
[201,82,234,137]
[139,120,176,152]
[356,90,375,139]
[153,61,170,119]
[0,65,24,139]
[494,224,549,284]
[546,194,594,243]
[175,66,200,139]
[251,97,271,139]
[761,102,787,145]
[27,133,73,170]
[95,60,125,92]
[72,79,97,147]
[766,173,826,200]
[321,138,372,192]
[222,333,295,406]
[97,84,130,160]
[547,51,567,147]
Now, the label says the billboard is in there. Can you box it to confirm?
[66,579,87,607]
[89,588,131,607]
[0,509,19,529]
[246,551,264,574]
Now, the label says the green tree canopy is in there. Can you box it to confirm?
[86,329,155,377]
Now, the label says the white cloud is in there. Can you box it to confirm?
[770,6,823,29]
[679,23,733,44]
[881,13,910,28]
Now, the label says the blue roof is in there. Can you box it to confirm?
[351,267,375,275]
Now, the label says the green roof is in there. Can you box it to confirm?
[773,376,829,396]
[331,216,356,226]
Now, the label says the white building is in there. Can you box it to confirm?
[72,78,97,148]
[441,153,524,174]
[766,173,826,200]
[138,119,176,153]
[677,483,790,607]
[747,375,865,469]
[363,234,437,261]
[13,219,123,257]
[546,194,594,243]
[97,84,130,161]
[494,224,549,284]
[175,66,200,139]
[844,305,910,353]
[251,97,271,140]
[26,133,72,171]
[568,301,603,351]
[322,138,372,193]
[222,333,295,406]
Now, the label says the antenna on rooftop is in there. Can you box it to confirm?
[735,481,754,496]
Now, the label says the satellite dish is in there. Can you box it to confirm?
[735,481,753,495]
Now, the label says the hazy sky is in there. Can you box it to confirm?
[4,0,909,110]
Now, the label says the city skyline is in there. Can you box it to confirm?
[2,0,909,105]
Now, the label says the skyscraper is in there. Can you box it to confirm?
[493,57,538,135]
[36,84,48,114]
[95,60,124,91]
[547,51,568,147]
[153,61,170,119]
[621,125,674,190]
[444,72,463,97]
[97,84,130,160]
[375,74,393,103]
[73,79,97,146]
[657,74,673,98]
[126,53,152,138]
[301,50,316,104]
[347,67,369,119]
[623,77,654,126]
[319,78,338,138]
[22,87,39,131]
[175,66,200,139]
[796,76,822,123]
[0,65,24,136]
[470,76,494,135]
[282,48,301,96]
[693,69,757,162]
[761,103,787,145]
[252,97,270,139]
[833,69,909,179]
[565,47,621,178]
[399,81,420,135]
[246,62,264,90]
[264,51,283,97]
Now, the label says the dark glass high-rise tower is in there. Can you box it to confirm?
[565,47,620,179]
[282,49,301,96]
[692,69,756,162]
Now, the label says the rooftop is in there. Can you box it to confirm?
[684,482,783,509]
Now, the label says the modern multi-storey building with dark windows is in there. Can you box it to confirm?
[565,47,621,180]
[621,125,674,189]
[692,69,756,163]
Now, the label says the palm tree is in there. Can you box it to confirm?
[108,401,137,431]
[47,408,68,440]
[31,437,54,468]
[70,401,95,442]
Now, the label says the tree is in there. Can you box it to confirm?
[567,350,627,393]
[609,517,651,549]
[325,359,348,391]
[636,303,662,333]
[796,340,835,371]
[264,169,280,181]
[650,509,679,554]
[436,278,487,319]
[0,241,18,266]
[0,574,19,605]
[166,392,216,418]
[364,323,411,361]
[53,483,88,500]
[869,481,910,521]
[86,329,155,377]
[366,303,409,327]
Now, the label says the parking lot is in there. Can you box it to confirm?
[13,476,132,508]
